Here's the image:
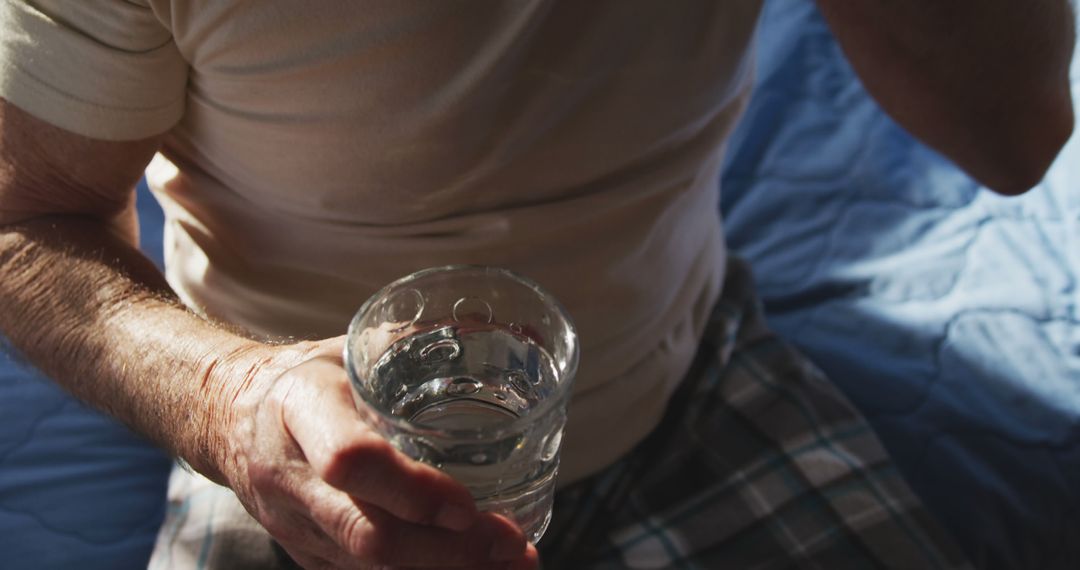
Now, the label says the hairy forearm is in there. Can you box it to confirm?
[0,215,265,481]
[818,0,1075,194]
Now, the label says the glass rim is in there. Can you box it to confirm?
[343,264,579,435]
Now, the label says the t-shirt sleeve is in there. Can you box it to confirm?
[0,0,188,141]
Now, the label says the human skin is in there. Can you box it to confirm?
[816,0,1075,195]
[0,103,537,569]
[0,2,1074,568]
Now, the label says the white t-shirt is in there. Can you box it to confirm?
[0,0,762,482]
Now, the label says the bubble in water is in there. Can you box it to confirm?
[445,376,482,396]
[470,452,489,464]
[418,338,461,362]
[507,370,531,395]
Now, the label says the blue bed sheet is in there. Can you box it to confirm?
[721,1,1080,568]
[0,180,172,569]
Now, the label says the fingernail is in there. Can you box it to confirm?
[489,538,525,562]
[434,503,474,531]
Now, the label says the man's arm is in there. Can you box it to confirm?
[0,100,535,569]
[817,0,1075,195]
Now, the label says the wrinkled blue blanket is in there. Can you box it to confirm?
[0,181,171,568]
[722,1,1080,568]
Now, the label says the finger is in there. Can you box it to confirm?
[280,357,480,531]
[521,543,541,570]
[309,494,529,567]
[258,509,349,570]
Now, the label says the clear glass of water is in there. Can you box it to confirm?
[344,265,578,542]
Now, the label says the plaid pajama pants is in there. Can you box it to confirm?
[537,259,970,569]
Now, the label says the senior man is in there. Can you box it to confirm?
[0,1,1073,568]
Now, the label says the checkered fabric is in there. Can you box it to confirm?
[537,260,971,569]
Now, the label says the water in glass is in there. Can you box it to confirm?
[363,321,566,541]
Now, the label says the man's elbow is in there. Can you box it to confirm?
[978,95,1075,196]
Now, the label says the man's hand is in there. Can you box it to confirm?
[211,338,539,569]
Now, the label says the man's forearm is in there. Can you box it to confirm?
[818,0,1075,194]
[0,215,264,481]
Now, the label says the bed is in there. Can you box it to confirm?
[0,181,172,568]
[2,1,1079,567]
[721,1,1080,568]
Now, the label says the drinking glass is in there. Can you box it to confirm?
[344,265,578,542]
